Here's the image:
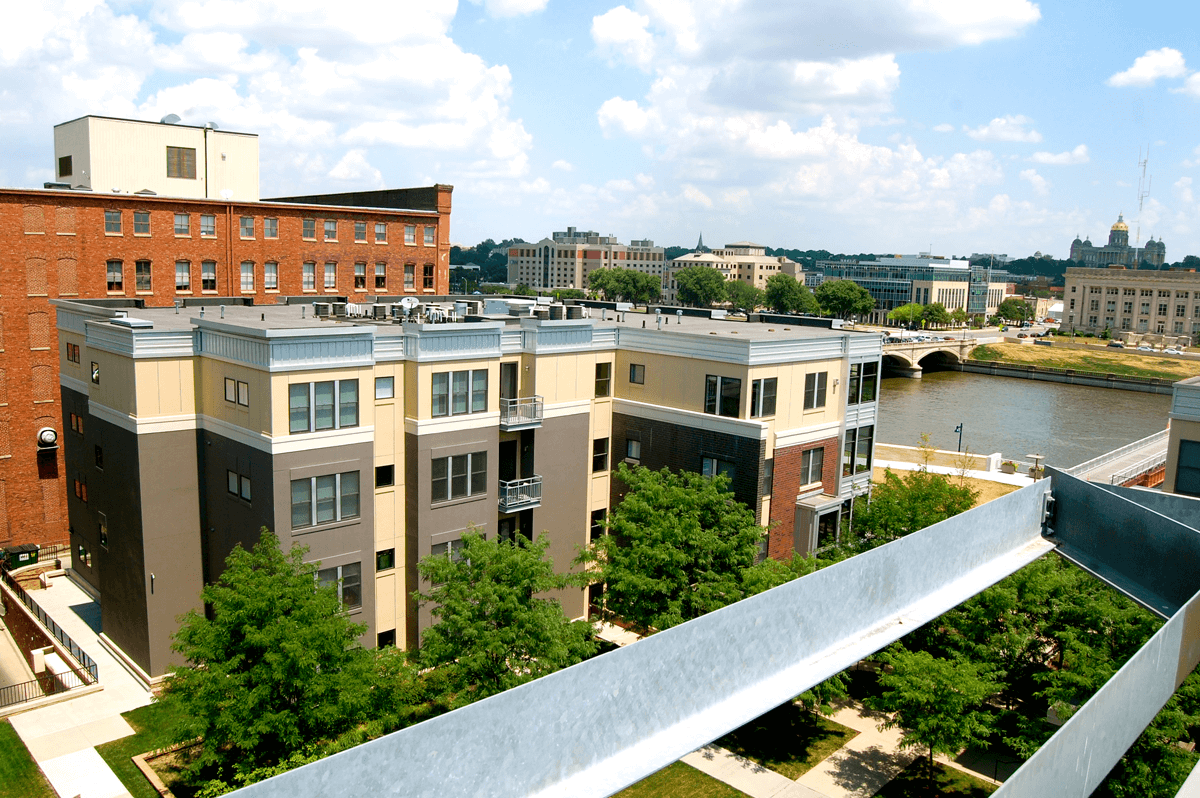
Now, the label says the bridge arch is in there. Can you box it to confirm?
[917,349,961,372]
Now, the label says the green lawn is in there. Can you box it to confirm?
[0,720,55,798]
[875,758,996,797]
[715,701,858,779]
[614,762,751,798]
[95,701,194,798]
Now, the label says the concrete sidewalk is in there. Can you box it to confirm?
[795,702,917,798]
[875,458,1035,487]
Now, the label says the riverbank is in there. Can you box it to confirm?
[969,343,1200,381]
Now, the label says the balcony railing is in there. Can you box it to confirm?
[500,396,543,430]
[499,476,542,512]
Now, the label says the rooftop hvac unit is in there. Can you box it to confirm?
[331,302,348,316]
[313,302,333,317]
[372,304,388,320]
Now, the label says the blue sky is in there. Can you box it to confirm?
[3,1,1200,259]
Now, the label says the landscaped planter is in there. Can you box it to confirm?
[1000,463,1017,474]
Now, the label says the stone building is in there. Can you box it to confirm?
[1069,214,1166,267]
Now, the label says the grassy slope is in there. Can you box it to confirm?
[0,720,55,798]
[969,343,1200,381]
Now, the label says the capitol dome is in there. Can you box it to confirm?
[1111,213,1128,232]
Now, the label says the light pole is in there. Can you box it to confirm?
[955,423,964,453]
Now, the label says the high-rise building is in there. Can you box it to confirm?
[506,228,665,290]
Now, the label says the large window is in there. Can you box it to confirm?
[847,362,878,405]
[750,377,777,417]
[239,216,254,238]
[704,375,741,417]
[291,471,360,528]
[801,447,824,485]
[324,262,337,289]
[354,262,366,289]
[423,263,434,289]
[375,263,387,290]
[842,425,874,477]
[375,376,394,399]
[302,218,316,239]
[804,372,828,410]
[317,562,361,610]
[135,260,151,291]
[289,380,359,433]
[104,210,122,234]
[240,261,254,292]
[166,146,197,179]
[264,218,278,238]
[404,264,415,291]
[201,261,217,291]
[174,213,190,235]
[303,262,316,291]
[106,260,123,292]
[424,226,436,246]
[431,452,487,503]
[133,211,150,235]
[432,369,487,417]
[355,221,367,242]
[593,438,609,472]
[1176,440,1200,497]
[200,214,216,236]
[375,223,387,242]
[324,219,337,241]
[701,456,735,480]
[405,224,416,245]
[595,363,612,397]
[264,262,278,290]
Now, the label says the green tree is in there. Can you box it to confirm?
[997,297,1034,322]
[887,302,924,326]
[725,279,763,311]
[815,279,875,319]
[922,302,951,327]
[950,307,968,326]
[159,529,376,780]
[578,464,766,633]
[588,267,661,305]
[416,530,597,703]
[850,469,976,549]
[870,647,1000,789]
[763,273,820,314]
[674,265,728,307]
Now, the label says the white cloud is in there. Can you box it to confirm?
[597,96,658,136]
[592,6,655,70]
[1020,168,1049,196]
[1176,176,1194,205]
[551,159,574,171]
[1173,73,1200,98]
[1029,144,1089,165]
[467,0,550,17]
[1183,145,1200,168]
[328,149,383,187]
[932,123,955,132]
[1107,47,1188,88]
[964,115,1042,143]
[682,184,713,207]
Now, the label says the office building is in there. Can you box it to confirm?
[663,241,798,305]
[506,228,665,290]
[816,255,1008,324]
[1063,266,1200,341]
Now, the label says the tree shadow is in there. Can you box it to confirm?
[715,701,856,778]
[825,743,914,794]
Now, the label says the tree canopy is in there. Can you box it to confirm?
[674,265,728,307]
[815,279,875,319]
[724,279,763,311]
[578,464,766,633]
[997,297,1035,322]
[922,302,951,327]
[450,238,528,283]
[887,302,924,326]
[588,267,661,305]
[763,273,820,314]
[850,468,977,549]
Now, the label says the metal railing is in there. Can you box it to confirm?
[1110,451,1169,485]
[1062,429,1170,477]
[0,670,87,710]
[499,396,543,429]
[498,476,543,512]
[0,569,98,686]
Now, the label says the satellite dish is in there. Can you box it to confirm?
[400,297,419,309]
[160,113,181,125]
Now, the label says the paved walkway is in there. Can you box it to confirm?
[7,572,153,798]
[875,458,1035,487]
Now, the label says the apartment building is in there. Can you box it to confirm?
[54,298,881,682]
[664,242,797,304]
[506,228,665,290]
[1063,266,1200,341]
[816,256,1008,325]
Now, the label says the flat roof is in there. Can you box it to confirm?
[54,114,257,138]
[0,187,438,216]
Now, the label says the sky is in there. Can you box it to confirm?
[4,1,1200,259]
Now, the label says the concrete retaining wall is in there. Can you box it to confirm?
[959,361,1176,395]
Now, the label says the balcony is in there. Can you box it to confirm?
[500,396,543,431]
[499,476,542,512]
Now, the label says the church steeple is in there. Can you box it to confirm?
[695,232,707,252]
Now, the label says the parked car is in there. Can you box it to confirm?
[1107,341,1125,348]
[1017,333,1029,339]
[1165,347,1184,355]
[1137,345,1153,351]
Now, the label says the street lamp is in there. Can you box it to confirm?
[955,423,964,453]
[1027,453,1045,478]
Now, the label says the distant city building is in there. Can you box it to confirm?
[1063,266,1200,340]
[1070,214,1165,267]
[970,252,1013,265]
[663,241,797,304]
[815,255,1008,325]
[506,227,665,290]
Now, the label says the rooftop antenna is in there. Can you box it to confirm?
[1136,145,1152,248]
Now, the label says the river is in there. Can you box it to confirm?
[877,370,1171,469]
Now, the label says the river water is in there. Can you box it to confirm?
[877,370,1171,469]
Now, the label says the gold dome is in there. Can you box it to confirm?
[1111,213,1128,232]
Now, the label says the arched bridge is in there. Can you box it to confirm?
[882,337,982,378]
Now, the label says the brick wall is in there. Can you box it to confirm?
[767,436,839,560]
[0,186,452,547]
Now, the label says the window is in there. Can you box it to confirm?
[227,470,252,502]
[801,447,824,485]
[375,223,387,242]
[431,539,466,561]
[842,425,874,477]
[1159,303,1169,317]
[423,263,434,290]
[376,465,395,488]
[354,262,366,289]
[376,549,395,571]
[1141,302,1150,315]
[324,262,337,289]
[58,155,72,178]
[431,370,487,416]
[264,218,278,238]
[104,210,122,234]
[847,362,878,405]
[804,372,828,410]
[763,458,773,495]
[404,264,415,290]
[240,261,254,292]
[292,472,360,528]
[1089,299,1099,312]
[166,146,197,179]
[69,412,83,433]
[629,363,645,385]
[66,342,81,363]
[405,224,416,245]
[77,542,91,568]
[626,437,641,461]
[431,452,487,503]
[355,221,367,242]
[1178,305,1187,318]
[701,456,735,480]
[375,376,394,399]
[106,260,123,292]
[91,362,100,384]
[95,445,104,470]
[592,438,609,472]
[324,219,337,240]
[98,512,107,548]
[1177,440,1200,497]
[239,216,254,238]
[375,263,386,290]
[73,475,88,502]
[174,213,190,235]
[134,211,150,235]
[175,261,191,291]
[303,218,316,239]
[288,380,359,433]
[200,214,216,236]
[704,375,742,417]
[202,261,217,292]
[595,363,612,397]
[318,562,362,610]
[135,260,151,292]
[424,226,435,246]
[1123,301,1133,314]
[264,262,278,290]
[224,377,250,407]
[750,377,777,417]
[303,262,316,291]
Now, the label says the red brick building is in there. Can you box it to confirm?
[0,184,452,548]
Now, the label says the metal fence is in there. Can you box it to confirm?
[0,569,98,686]
[1110,451,1169,486]
[0,670,87,710]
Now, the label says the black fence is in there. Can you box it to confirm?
[0,670,86,709]
[0,569,98,696]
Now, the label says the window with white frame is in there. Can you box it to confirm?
[174,213,190,235]
[175,261,191,291]
[240,261,254,292]
[375,222,387,242]
[424,226,435,246]
[201,260,217,291]
[291,472,360,528]
[317,562,362,609]
[354,262,366,289]
[432,369,487,417]
[106,260,123,291]
[431,452,487,503]
[804,372,828,410]
[303,262,316,291]
[324,219,337,240]
[375,262,386,290]
[355,221,367,241]
[264,262,278,290]
[324,262,336,289]
[750,377,777,417]
[264,218,278,238]
[405,224,416,245]
[404,264,415,290]
[200,214,216,236]
[289,380,359,433]
[135,260,151,292]
[239,216,254,238]
[800,447,824,485]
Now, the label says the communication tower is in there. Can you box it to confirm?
[1135,146,1151,247]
